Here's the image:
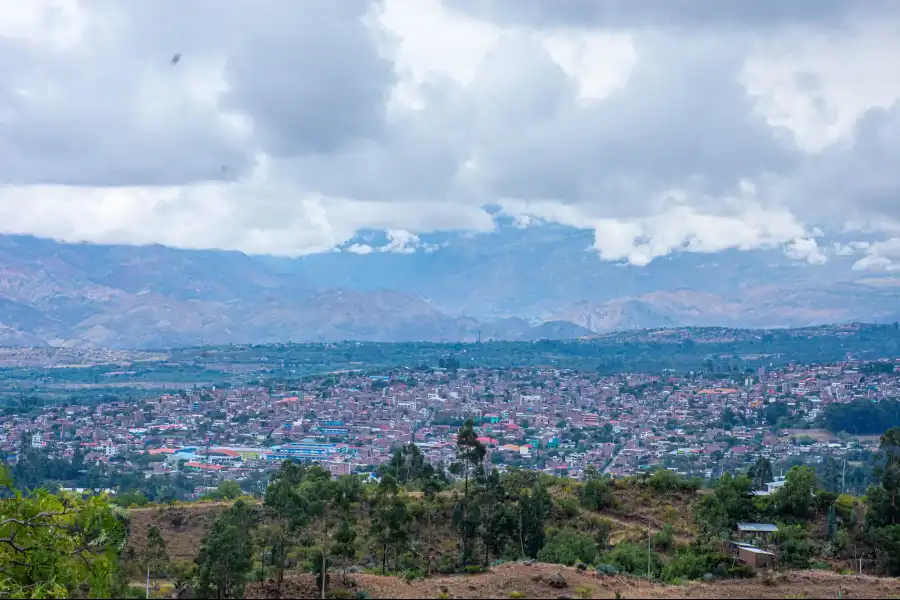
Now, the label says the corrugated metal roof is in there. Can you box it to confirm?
[737,523,779,532]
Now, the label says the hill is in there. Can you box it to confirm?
[240,564,900,599]
[4,230,900,348]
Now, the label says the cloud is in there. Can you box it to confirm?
[853,238,900,272]
[0,0,898,268]
[445,0,898,31]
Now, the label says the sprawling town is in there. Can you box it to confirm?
[3,353,895,501]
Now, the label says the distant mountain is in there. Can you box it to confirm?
[1,226,899,348]
[0,234,588,348]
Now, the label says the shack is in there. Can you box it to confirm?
[733,542,776,570]
[737,522,779,540]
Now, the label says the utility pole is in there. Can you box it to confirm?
[647,517,652,581]
[146,565,150,599]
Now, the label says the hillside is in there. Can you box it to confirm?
[3,232,900,348]
[243,565,900,599]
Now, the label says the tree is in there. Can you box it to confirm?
[144,525,170,590]
[868,427,900,527]
[195,500,256,599]
[213,480,242,501]
[0,467,127,599]
[820,456,842,493]
[263,461,308,597]
[452,420,486,564]
[368,475,411,574]
[747,457,773,491]
[330,518,358,578]
[775,466,817,519]
[694,472,755,537]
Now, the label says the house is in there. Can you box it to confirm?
[737,523,779,540]
[733,543,776,570]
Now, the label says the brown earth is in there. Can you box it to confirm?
[126,502,231,562]
[245,563,900,599]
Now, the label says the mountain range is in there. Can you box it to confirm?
[2,223,900,348]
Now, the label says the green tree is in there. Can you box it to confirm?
[868,427,900,527]
[195,500,256,599]
[330,518,358,578]
[452,420,486,564]
[0,467,127,599]
[775,466,817,519]
[263,461,308,597]
[144,525,170,588]
[694,472,754,537]
[369,475,411,574]
[747,457,773,491]
[214,480,242,501]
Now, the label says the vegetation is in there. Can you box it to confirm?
[0,466,126,598]
[6,425,900,596]
[822,398,900,435]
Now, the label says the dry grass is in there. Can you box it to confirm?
[245,564,900,599]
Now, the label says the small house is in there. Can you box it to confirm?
[737,522,778,540]
[733,542,776,570]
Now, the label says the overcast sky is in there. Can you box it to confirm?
[1,0,899,270]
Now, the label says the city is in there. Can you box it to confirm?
[4,354,894,500]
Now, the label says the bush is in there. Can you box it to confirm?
[575,586,593,599]
[648,469,680,495]
[652,525,675,552]
[580,477,614,511]
[538,529,598,566]
[463,565,484,574]
[355,592,371,600]
[594,563,619,575]
[771,524,816,569]
[726,565,756,579]
[603,542,662,577]
[558,497,581,519]
[508,592,525,599]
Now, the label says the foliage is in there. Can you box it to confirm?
[602,542,661,578]
[774,467,817,519]
[870,525,900,576]
[747,457,773,491]
[195,500,257,599]
[0,466,126,599]
[693,472,754,536]
[648,469,680,495]
[537,528,598,566]
[771,524,816,569]
[867,427,900,527]
[822,399,900,435]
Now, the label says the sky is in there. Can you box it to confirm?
[1,0,899,270]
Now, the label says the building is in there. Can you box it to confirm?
[737,523,779,540]
[734,543,775,570]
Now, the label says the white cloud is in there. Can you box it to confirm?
[0,0,898,266]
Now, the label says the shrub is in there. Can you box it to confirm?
[652,525,675,552]
[580,477,614,511]
[538,529,598,566]
[326,590,354,600]
[648,469,680,495]
[575,586,593,599]
[508,592,525,599]
[603,542,661,577]
[595,563,619,576]
[355,591,371,600]
[559,497,581,519]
